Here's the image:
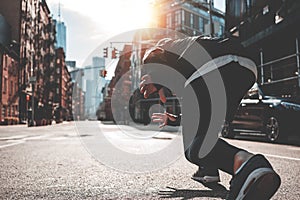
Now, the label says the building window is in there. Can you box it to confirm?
[3,77,7,94]
[175,10,181,29]
[15,83,18,95]
[203,18,209,34]
[4,55,8,70]
[166,13,172,29]
[190,13,194,28]
[199,17,204,32]
[1,106,5,118]
[182,10,185,25]
[10,81,13,95]
[219,25,224,36]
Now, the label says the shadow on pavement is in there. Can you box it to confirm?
[63,134,92,138]
[201,182,228,191]
[158,184,228,199]
[100,121,116,125]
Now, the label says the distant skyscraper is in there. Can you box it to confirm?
[54,3,67,53]
[83,57,105,118]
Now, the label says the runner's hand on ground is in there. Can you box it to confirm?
[152,112,177,128]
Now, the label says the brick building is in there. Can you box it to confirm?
[53,48,72,123]
[152,0,225,37]
[0,15,19,124]
[0,0,73,125]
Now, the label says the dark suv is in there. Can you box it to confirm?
[222,84,300,142]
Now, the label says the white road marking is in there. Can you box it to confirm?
[0,134,51,149]
[26,135,50,140]
[0,141,25,149]
[0,135,28,140]
[263,153,300,161]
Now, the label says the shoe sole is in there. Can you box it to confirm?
[192,176,220,184]
[236,168,281,200]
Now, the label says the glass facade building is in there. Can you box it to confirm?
[54,19,67,54]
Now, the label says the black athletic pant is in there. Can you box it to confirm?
[184,62,256,175]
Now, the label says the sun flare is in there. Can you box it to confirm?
[48,0,154,33]
[99,0,155,32]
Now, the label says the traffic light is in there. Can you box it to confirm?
[103,47,108,58]
[100,69,107,77]
[112,48,117,59]
[26,94,30,101]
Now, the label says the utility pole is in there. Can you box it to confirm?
[296,38,300,88]
[29,76,36,126]
[208,0,214,37]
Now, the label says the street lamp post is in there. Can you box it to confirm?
[208,0,214,37]
[28,76,36,127]
[28,47,36,127]
[296,38,300,89]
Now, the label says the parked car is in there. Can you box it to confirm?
[221,84,300,142]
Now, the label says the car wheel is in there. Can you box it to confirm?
[221,121,235,139]
[265,116,280,142]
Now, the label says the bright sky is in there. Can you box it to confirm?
[46,0,225,67]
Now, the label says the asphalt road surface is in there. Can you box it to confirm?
[0,121,299,199]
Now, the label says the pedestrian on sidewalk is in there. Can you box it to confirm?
[138,35,281,200]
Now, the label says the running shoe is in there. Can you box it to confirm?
[191,167,220,184]
[226,154,281,200]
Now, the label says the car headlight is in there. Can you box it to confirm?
[280,102,300,111]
